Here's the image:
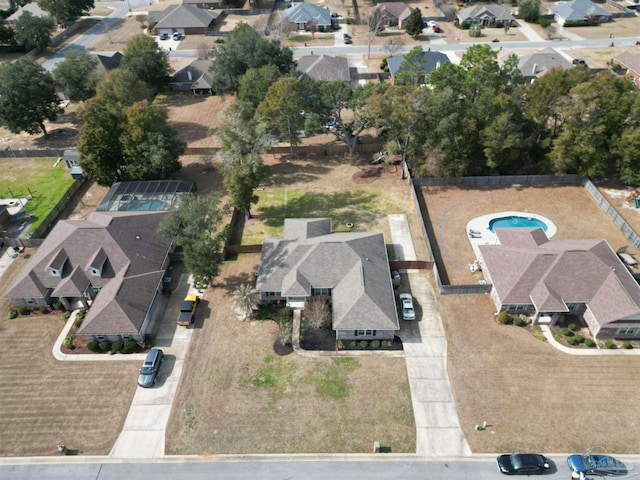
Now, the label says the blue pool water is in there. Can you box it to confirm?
[489,216,548,233]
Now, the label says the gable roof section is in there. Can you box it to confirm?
[479,228,640,326]
[171,59,214,86]
[614,51,640,76]
[281,2,332,26]
[517,48,573,79]
[457,4,515,22]
[52,266,91,297]
[387,51,450,78]
[366,2,413,21]
[150,4,218,29]
[549,0,611,21]
[297,55,351,83]
[256,219,399,331]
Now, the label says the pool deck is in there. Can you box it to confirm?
[466,211,557,262]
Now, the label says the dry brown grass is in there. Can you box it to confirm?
[165,255,415,454]
[0,255,138,457]
[419,183,640,453]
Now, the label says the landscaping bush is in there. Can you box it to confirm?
[350,341,357,348]
[51,298,64,311]
[123,340,137,353]
[623,341,633,349]
[99,340,111,351]
[537,17,553,28]
[145,338,154,349]
[17,306,29,315]
[496,311,511,324]
[111,340,124,352]
[62,311,71,320]
[513,317,525,327]
[605,340,616,349]
[74,318,83,329]
[39,306,48,314]
[584,338,595,347]
[566,336,578,345]
[7,310,17,320]
[76,310,86,320]
[370,340,380,349]
[63,335,75,349]
[359,340,368,348]
[87,340,99,352]
[573,334,583,343]
[568,323,577,331]
[384,340,393,347]
[561,327,573,337]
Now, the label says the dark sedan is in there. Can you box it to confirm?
[497,454,550,475]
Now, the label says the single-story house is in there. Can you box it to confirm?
[256,218,399,341]
[7,2,51,22]
[613,51,640,83]
[366,2,413,27]
[4,211,174,343]
[169,59,214,95]
[297,54,351,83]
[456,4,516,28]
[548,0,612,25]
[387,50,450,85]
[478,228,640,340]
[281,2,332,31]
[516,47,573,83]
[148,4,218,35]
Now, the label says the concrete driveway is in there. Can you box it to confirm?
[109,273,195,459]
[389,214,471,457]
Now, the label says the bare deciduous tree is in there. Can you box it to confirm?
[197,42,210,60]
[366,11,386,59]
[304,297,331,330]
[383,36,405,57]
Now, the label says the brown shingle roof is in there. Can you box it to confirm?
[479,228,640,327]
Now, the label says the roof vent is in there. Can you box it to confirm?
[136,235,141,240]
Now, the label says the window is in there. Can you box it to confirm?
[92,286,102,293]
[311,287,332,297]
[96,335,106,342]
[355,329,376,336]
[25,298,34,305]
[266,291,281,297]
[617,327,638,336]
[121,334,132,341]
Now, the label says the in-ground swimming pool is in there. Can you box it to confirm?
[489,215,548,233]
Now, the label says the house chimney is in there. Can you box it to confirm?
[187,69,193,81]
[532,63,538,74]
[436,61,441,69]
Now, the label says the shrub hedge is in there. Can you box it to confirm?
[87,340,99,352]
[584,338,595,347]
[74,318,83,329]
[370,340,380,348]
[497,311,511,324]
[39,306,48,314]
[99,340,111,351]
[561,327,573,337]
[568,323,577,331]
[111,340,124,352]
[17,306,29,315]
[359,340,368,348]
[7,310,17,320]
[123,340,137,353]
[623,341,633,349]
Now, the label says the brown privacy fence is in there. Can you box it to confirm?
[183,142,383,157]
[0,149,66,158]
[224,244,262,255]
[390,260,433,270]
[31,177,87,239]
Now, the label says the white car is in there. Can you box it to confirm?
[399,293,415,321]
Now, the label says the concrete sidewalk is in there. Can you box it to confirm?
[388,214,471,457]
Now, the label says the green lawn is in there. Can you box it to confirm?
[240,188,386,245]
[0,158,75,232]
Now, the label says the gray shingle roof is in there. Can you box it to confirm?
[5,211,172,336]
[171,59,214,87]
[479,228,640,329]
[456,4,515,23]
[549,0,611,21]
[256,218,399,331]
[517,48,573,79]
[150,4,218,29]
[297,55,351,83]
[387,51,450,78]
[281,2,332,26]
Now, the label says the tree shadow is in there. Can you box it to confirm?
[267,158,333,186]
[171,121,212,145]
[259,190,383,229]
